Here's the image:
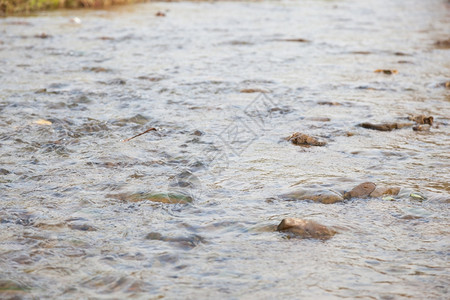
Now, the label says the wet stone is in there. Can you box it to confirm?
[103,78,126,85]
[191,130,204,136]
[369,186,401,198]
[169,171,201,189]
[410,193,426,201]
[277,38,310,43]
[0,168,10,175]
[35,88,59,94]
[12,254,33,265]
[146,232,163,240]
[146,232,205,250]
[107,192,193,204]
[0,279,30,295]
[71,96,90,106]
[409,115,433,125]
[318,101,342,106]
[240,88,268,93]
[82,67,111,73]
[413,124,431,132]
[374,69,398,75]
[344,182,376,199]
[286,132,326,147]
[350,51,371,55]
[360,122,413,131]
[35,222,65,230]
[114,114,150,126]
[228,40,253,46]
[81,275,136,293]
[68,224,98,231]
[98,36,115,40]
[280,189,344,204]
[401,215,422,220]
[137,75,166,82]
[1,210,36,226]
[434,39,450,49]
[34,33,51,39]
[78,120,109,133]
[306,117,331,122]
[277,218,337,240]
[269,106,291,114]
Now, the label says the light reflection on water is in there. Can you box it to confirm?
[0,0,449,298]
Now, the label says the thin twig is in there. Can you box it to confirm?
[123,127,157,142]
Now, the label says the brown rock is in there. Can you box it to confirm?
[306,117,331,122]
[369,186,401,198]
[344,182,376,199]
[107,192,193,204]
[240,88,268,93]
[435,39,450,49]
[280,189,343,204]
[277,218,337,239]
[34,33,51,39]
[279,38,310,43]
[409,115,433,125]
[413,125,431,132]
[286,132,326,147]
[374,69,398,75]
[318,101,341,106]
[360,122,413,131]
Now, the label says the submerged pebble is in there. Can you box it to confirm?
[374,69,398,75]
[0,279,30,296]
[280,189,344,204]
[146,232,205,249]
[286,132,326,147]
[410,193,426,201]
[434,39,450,49]
[409,115,434,125]
[107,192,193,204]
[280,183,404,203]
[68,224,98,231]
[359,122,413,131]
[240,88,268,93]
[277,38,310,42]
[369,186,401,198]
[344,182,376,199]
[277,218,337,240]
[413,124,431,132]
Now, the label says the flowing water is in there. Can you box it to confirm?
[0,0,449,298]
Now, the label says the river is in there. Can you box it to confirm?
[0,0,449,298]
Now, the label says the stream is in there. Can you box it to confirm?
[0,0,449,298]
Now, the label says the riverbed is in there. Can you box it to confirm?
[0,0,449,298]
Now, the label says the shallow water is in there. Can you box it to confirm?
[0,0,449,298]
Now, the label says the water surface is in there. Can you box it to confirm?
[0,0,449,298]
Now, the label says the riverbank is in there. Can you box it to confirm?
[0,0,144,15]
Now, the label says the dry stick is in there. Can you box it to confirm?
[123,127,157,142]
